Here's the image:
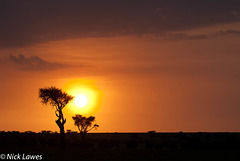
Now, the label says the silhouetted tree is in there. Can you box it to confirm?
[38,86,74,148]
[72,114,99,140]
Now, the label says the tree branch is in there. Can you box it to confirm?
[86,126,95,133]
[55,110,59,117]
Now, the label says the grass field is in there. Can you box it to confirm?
[1,132,240,161]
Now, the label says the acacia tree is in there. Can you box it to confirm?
[38,86,74,148]
[72,114,99,140]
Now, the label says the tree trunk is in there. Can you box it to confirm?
[81,132,86,140]
[56,110,66,149]
[60,124,66,149]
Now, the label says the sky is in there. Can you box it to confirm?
[0,0,240,132]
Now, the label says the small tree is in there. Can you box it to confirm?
[38,86,74,148]
[72,114,99,140]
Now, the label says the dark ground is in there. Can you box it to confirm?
[1,131,240,161]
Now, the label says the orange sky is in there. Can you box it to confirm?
[1,1,240,132]
[1,33,240,132]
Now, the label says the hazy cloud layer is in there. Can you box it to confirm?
[9,54,66,71]
[0,0,240,47]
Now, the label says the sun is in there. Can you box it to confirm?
[63,79,103,116]
[75,95,88,107]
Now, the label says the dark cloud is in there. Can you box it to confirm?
[8,54,67,71]
[160,33,210,41]
[0,0,240,47]
[217,29,240,36]
[160,29,240,41]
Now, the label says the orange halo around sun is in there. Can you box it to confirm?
[63,79,103,116]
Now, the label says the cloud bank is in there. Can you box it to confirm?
[9,54,66,71]
[0,0,240,47]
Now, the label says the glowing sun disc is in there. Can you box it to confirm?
[75,95,88,107]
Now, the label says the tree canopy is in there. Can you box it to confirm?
[39,86,74,110]
[72,114,99,139]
